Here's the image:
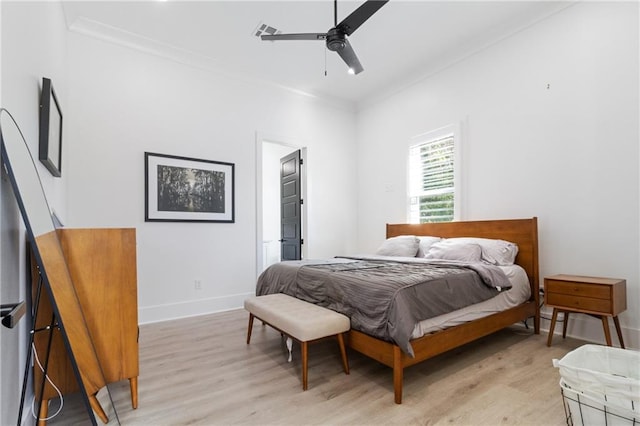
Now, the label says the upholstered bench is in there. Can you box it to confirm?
[244,293,350,390]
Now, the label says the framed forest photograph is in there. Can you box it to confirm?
[145,152,235,223]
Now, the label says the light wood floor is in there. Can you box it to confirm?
[46,308,585,425]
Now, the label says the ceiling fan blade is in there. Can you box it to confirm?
[261,33,327,41]
[336,0,389,36]
[336,38,364,74]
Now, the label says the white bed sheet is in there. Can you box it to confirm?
[411,264,531,338]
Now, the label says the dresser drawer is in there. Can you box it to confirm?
[546,293,611,314]
[545,280,611,299]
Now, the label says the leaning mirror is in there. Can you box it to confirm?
[0,108,117,425]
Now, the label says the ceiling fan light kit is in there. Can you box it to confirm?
[261,0,388,75]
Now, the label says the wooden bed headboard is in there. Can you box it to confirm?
[386,217,539,299]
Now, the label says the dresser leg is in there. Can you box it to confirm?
[89,394,109,424]
[562,311,569,338]
[613,316,625,349]
[129,376,138,409]
[600,316,612,346]
[547,308,558,347]
[37,399,48,426]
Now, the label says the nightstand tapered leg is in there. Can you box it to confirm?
[547,308,559,347]
[601,316,612,346]
[613,316,625,349]
[562,311,569,338]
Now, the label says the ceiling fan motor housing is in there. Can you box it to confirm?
[326,28,346,51]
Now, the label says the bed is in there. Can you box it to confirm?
[257,218,540,403]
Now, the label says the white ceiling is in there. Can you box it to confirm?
[61,1,572,107]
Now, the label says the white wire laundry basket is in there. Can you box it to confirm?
[553,344,640,425]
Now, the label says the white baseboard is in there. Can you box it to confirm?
[138,292,253,324]
[539,307,639,350]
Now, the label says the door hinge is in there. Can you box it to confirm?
[299,158,304,166]
[301,239,304,245]
[300,199,304,205]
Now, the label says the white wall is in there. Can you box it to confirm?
[356,2,639,348]
[2,11,637,421]
[0,2,69,424]
[64,32,359,323]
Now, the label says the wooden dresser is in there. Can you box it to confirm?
[32,228,138,424]
[544,274,626,348]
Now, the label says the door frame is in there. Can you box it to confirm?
[255,132,308,277]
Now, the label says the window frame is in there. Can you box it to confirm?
[407,123,462,223]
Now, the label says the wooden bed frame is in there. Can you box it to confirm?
[347,217,540,404]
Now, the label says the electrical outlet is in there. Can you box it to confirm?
[194,280,202,290]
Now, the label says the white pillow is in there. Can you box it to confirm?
[415,236,442,257]
[376,236,420,257]
[446,237,519,265]
[424,241,482,262]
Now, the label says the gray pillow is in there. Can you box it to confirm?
[376,236,420,257]
[424,241,482,262]
[447,237,519,265]
[416,236,443,257]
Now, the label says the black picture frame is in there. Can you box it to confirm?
[145,152,235,223]
[38,77,63,177]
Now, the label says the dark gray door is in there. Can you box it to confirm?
[280,150,302,260]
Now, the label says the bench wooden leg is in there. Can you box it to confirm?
[246,313,255,344]
[301,341,308,391]
[337,333,349,375]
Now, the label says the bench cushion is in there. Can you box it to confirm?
[244,294,350,342]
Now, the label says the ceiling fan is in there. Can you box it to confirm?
[261,0,389,75]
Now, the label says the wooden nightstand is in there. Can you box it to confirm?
[544,274,626,348]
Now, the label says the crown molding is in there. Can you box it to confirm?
[68,16,356,113]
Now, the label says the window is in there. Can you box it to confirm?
[408,125,460,223]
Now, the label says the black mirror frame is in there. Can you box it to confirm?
[1,108,105,425]
[39,77,63,177]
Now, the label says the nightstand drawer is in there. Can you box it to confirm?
[545,280,611,299]
[546,293,611,313]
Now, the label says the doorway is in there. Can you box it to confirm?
[256,137,307,276]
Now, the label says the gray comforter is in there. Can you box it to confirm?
[256,255,512,356]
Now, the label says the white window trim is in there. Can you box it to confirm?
[407,123,462,222]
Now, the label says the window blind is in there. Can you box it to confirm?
[409,135,454,223]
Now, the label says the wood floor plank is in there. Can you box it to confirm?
[45,309,584,425]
